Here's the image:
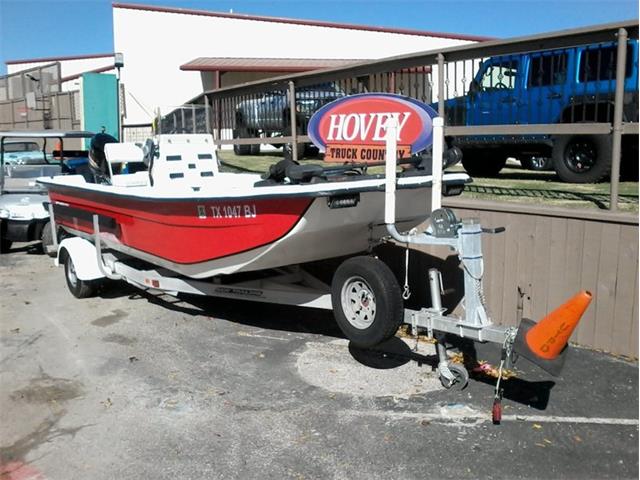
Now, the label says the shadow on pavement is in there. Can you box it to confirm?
[348,337,438,371]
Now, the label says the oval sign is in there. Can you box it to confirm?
[308,93,437,163]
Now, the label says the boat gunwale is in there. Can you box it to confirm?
[38,172,470,203]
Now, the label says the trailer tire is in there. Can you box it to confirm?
[552,134,611,183]
[331,256,403,348]
[64,251,98,298]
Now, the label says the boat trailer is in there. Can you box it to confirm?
[49,118,592,422]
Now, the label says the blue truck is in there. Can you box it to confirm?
[442,39,639,183]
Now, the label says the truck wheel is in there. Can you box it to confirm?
[331,256,404,348]
[552,135,611,183]
[40,221,56,257]
[233,127,252,156]
[64,252,98,298]
[461,149,507,177]
[620,135,639,181]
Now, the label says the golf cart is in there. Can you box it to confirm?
[0,130,94,254]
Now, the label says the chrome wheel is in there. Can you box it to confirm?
[67,257,78,288]
[341,276,377,330]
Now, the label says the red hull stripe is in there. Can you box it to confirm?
[50,189,313,265]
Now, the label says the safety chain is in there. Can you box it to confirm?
[492,327,517,425]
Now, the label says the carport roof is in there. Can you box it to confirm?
[180,57,368,73]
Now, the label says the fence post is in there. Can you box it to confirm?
[204,95,211,135]
[609,27,628,212]
[288,81,298,161]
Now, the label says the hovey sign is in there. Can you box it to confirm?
[307,93,437,163]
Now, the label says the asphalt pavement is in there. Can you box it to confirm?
[0,244,638,480]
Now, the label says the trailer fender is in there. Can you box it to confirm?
[55,237,106,281]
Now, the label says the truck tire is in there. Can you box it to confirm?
[621,135,639,181]
[552,135,611,183]
[233,125,259,156]
[331,256,404,348]
[233,129,251,156]
[461,149,507,177]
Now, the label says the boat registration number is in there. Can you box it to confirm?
[197,204,257,219]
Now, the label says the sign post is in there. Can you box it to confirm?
[431,117,444,212]
[383,117,398,226]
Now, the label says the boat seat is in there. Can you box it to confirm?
[151,134,219,192]
[104,143,149,187]
[111,171,150,187]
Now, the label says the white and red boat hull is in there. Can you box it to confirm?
[43,172,466,278]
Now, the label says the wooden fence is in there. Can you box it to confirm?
[431,198,639,358]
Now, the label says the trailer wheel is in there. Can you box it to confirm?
[64,252,98,298]
[331,256,403,348]
[439,363,469,390]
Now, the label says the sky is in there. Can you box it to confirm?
[0,0,638,74]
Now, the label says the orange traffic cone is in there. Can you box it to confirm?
[525,291,592,360]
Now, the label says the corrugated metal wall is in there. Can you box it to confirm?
[434,198,639,358]
[0,91,81,131]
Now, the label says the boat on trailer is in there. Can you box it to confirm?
[40,133,468,278]
[39,123,591,416]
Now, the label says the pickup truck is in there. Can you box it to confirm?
[442,39,639,182]
[233,83,344,158]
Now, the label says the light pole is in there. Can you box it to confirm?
[114,53,124,140]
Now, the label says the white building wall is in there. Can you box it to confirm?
[113,6,474,125]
